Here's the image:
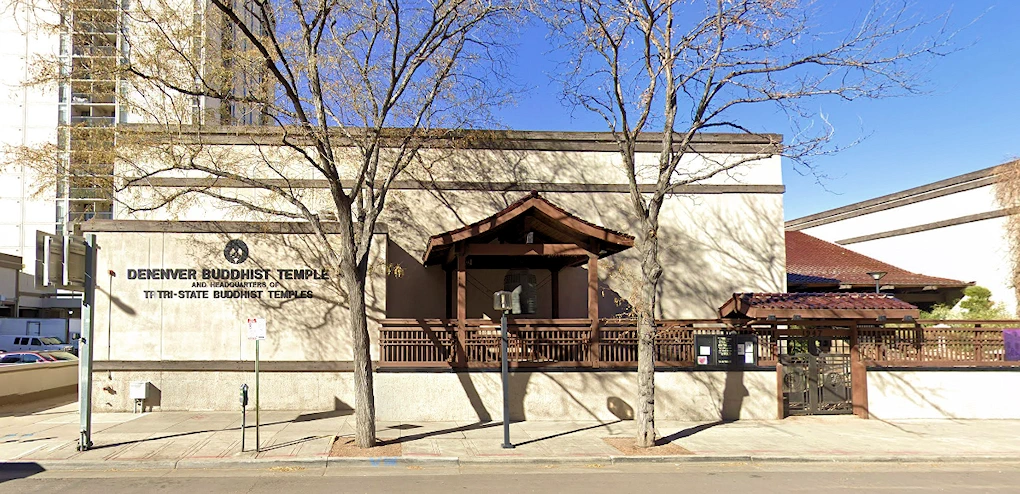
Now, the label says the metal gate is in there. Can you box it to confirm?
[780,337,852,416]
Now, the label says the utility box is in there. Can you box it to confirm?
[129,381,150,400]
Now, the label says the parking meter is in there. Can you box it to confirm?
[240,383,249,451]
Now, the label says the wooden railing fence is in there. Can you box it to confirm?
[379,318,777,369]
[860,320,1020,366]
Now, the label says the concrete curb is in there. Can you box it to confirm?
[1,459,179,472]
[459,456,613,466]
[175,457,328,470]
[5,454,1020,472]
[326,456,460,467]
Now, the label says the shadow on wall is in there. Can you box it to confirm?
[177,230,390,362]
[381,150,785,320]
[386,239,636,320]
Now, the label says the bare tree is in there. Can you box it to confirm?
[545,0,953,447]
[6,0,523,448]
[994,159,1020,315]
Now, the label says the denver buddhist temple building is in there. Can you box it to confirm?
[76,127,1020,422]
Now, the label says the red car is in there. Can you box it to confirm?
[0,351,61,365]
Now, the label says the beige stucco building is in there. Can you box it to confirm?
[82,128,788,420]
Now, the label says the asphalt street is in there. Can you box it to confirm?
[3,462,1020,493]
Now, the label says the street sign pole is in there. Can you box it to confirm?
[255,338,260,453]
[247,316,265,454]
[500,309,513,449]
[78,234,97,451]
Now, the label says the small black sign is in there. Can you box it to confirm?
[695,334,757,367]
[224,239,249,264]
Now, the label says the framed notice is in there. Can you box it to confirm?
[247,317,267,340]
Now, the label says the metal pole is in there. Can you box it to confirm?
[78,234,97,451]
[107,272,113,379]
[255,339,260,453]
[500,310,513,449]
[240,383,247,452]
[875,279,880,294]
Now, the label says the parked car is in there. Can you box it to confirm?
[0,335,74,353]
[0,351,60,365]
[40,351,79,362]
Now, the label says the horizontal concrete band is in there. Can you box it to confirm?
[123,125,783,154]
[80,220,390,234]
[785,164,1003,230]
[836,207,1019,245]
[128,178,786,195]
[92,360,779,372]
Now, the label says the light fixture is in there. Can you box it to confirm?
[866,271,887,294]
[503,268,537,315]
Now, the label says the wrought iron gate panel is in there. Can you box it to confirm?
[780,337,853,416]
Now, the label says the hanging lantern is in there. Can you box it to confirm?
[503,268,537,315]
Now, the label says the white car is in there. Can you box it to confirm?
[0,335,73,353]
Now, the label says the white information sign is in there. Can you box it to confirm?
[247,317,267,340]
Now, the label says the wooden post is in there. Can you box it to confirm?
[850,322,869,419]
[445,267,453,319]
[776,358,785,419]
[587,250,599,367]
[456,245,467,367]
[551,268,560,319]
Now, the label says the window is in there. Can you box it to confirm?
[15,337,25,345]
[21,354,41,363]
[31,338,41,346]
[0,355,21,363]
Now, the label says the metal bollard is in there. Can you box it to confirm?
[240,383,249,452]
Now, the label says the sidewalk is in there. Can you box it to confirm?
[3,396,1020,470]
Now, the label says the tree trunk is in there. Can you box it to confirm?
[635,231,662,448]
[340,255,376,448]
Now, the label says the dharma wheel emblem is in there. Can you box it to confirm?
[224,239,249,264]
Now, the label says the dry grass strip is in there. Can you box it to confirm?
[602,437,693,456]
[329,436,402,457]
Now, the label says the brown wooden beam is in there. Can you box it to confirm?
[466,243,590,256]
[850,322,870,419]
[456,245,467,367]
[588,246,600,367]
[551,268,560,318]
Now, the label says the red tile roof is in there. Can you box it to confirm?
[719,292,919,320]
[785,231,970,288]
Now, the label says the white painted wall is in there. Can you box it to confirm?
[799,182,1016,314]
[868,370,1020,419]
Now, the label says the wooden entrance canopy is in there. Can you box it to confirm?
[719,292,920,321]
[422,192,634,364]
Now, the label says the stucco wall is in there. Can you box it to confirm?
[797,182,1016,314]
[867,370,1020,419]
[0,361,77,405]
[115,142,786,319]
[384,190,786,320]
[91,369,777,421]
[90,230,387,362]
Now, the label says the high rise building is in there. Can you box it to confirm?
[1,0,267,275]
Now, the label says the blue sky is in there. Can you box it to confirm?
[496,1,1020,220]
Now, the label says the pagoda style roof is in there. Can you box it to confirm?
[422,191,634,268]
[719,292,920,320]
